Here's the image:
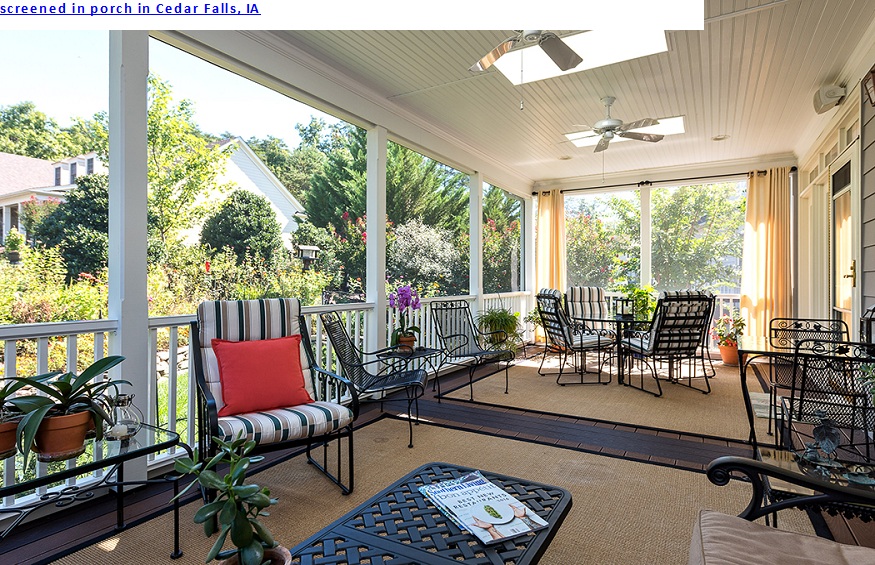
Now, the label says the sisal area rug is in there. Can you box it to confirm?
[441,355,774,442]
[53,418,814,565]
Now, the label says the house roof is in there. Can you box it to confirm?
[0,152,54,196]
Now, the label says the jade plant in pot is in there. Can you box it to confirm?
[174,434,288,565]
[9,355,128,466]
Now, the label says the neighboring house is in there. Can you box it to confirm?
[0,139,304,249]
[178,137,305,248]
[0,152,105,244]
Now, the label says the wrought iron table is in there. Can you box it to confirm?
[379,346,444,395]
[0,423,192,558]
[289,461,573,564]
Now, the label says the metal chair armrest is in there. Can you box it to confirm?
[311,365,360,418]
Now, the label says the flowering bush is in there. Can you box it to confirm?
[388,284,421,345]
[712,309,745,346]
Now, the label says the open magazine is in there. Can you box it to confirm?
[419,470,548,545]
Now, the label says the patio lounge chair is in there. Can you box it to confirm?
[536,291,614,385]
[320,310,427,448]
[191,298,358,494]
[619,290,715,397]
[431,299,516,401]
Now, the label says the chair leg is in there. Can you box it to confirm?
[504,362,509,394]
[306,426,354,495]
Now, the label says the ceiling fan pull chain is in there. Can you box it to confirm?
[519,50,525,110]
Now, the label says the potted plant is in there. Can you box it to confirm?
[477,307,522,352]
[0,378,31,459]
[174,434,289,565]
[9,355,128,466]
[4,227,24,263]
[388,284,421,352]
[711,310,746,366]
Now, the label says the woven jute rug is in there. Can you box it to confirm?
[441,355,774,442]
[53,417,813,565]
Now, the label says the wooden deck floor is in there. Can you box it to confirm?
[1,363,872,563]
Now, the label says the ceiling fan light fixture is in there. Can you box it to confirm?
[566,116,686,147]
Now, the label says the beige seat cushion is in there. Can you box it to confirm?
[689,509,875,565]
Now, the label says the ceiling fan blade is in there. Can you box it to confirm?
[618,117,660,132]
[594,136,611,153]
[538,33,583,71]
[618,131,665,142]
[469,37,519,72]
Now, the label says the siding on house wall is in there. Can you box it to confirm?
[226,149,298,235]
[863,83,875,311]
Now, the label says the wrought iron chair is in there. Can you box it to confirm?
[766,317,850,442]
[431,300,516,401]
[191,298,358,494]
[565,286,611,330]
[619,290,715,397]
[536,291,614,385]
[320,311,427,448]
[780,339,875,461]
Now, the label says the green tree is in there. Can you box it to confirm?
[87,74,230,255]
[388,218,460,295]
[247,135,325,208]
[21,196,60,244]
[482,186,521,293]
[565,196,635,289]
[200,190,284,264]
[31,174,109,279]
[0,102,92,160]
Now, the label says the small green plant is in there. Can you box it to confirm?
[4,227,24,258]
[523,308,542,330]
[9,355,128,466]
[711,309,746,346]
[174,434,279,565]
[477,307,521,350]
[616,282,656,320]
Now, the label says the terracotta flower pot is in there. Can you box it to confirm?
[33,411,93,462]
[397,335,416,354]
[718,343,740,366]
[0,419,18,460]
[218,546,291,565]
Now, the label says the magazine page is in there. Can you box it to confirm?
[420,471,548,545]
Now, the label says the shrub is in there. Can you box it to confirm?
[200,190,284,265]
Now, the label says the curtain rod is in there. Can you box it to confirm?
[532,166,796,196]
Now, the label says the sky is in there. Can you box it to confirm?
[0,31,336,149]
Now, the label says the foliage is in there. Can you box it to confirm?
[21,196,60,243]
[477,307,521,351]
[711,309,746,346]
[617,281,657,320]
[200,190,285,265]
[9,355,128,467]
[174,434,279,565]
[290,221,345,289]
[388,284,421,344]
[388,219,461,295]
[0,102,92,160]
[247,131,326,207]
[4,227,24,255]
[565,198,634,289]
[482,186,522,294]
[523,308,542,330]
[31,174,109,280]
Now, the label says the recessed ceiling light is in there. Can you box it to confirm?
[565,116,686,147]
[493,29,669,85]
[558,155,572,160]
[712,134,730,141]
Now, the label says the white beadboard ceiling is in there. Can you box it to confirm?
[255,0,875,190]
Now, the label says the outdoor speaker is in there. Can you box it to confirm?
[813,85,846,114]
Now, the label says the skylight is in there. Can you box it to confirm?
[565,116,686,147]
[493,30,668,85]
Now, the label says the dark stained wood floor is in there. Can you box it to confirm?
[1,362,871,563]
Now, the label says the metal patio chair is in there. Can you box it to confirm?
[320,311,427,448]
[431,299,516,401]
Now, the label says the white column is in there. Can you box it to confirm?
[469,173,484,317]
[108,31,149,481]
[639,185,652,287]
[366,126,388,352]
[523,194,536,334]
[2,205,10,242]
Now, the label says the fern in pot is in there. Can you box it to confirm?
[477,307,521,351]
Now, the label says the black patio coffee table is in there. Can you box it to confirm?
[289,461,573,564]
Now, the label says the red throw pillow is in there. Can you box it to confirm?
[212,335,313,417]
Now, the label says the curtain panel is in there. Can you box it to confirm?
[740,167,792,339]
[536,190,566,292]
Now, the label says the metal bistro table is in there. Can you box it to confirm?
[289,461,573,565]
[572,314,642,386]
[379,345,445,396]
[0,423,192,558]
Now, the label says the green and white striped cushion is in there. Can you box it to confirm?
[216,401,354,444]
[196,298,316,414]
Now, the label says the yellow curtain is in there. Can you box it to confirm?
[536,190,566,292]
[740,167,792,340]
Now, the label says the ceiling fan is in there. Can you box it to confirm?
[469,30,583,72]
[571,96,664,153]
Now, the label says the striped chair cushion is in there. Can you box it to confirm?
[216,401,354,445]
[566,286,610,329]
[645,290,714,354]
[197,298,316,415]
